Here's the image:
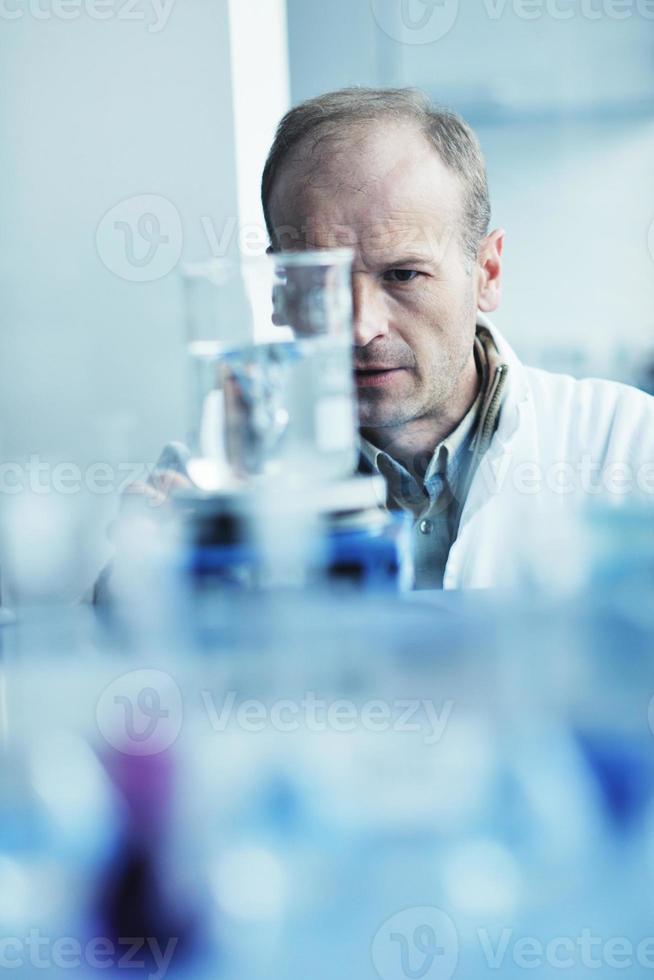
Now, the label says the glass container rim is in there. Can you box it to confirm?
[272,247,354,268]
[181,247,354,280]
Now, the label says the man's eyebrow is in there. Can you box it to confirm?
[369,250,439,268]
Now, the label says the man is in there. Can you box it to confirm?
[261,86,654,589]
[96,86,653,601]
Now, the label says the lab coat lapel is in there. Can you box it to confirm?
[443,315,542,589]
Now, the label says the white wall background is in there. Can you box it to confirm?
[0,0,289,598]
[1,3,234,465]
[287,0,654,114]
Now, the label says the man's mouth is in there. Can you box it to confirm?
[354,366,406,388]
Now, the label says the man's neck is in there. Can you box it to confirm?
[361,351,480,473]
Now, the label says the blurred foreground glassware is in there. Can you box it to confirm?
[182,250,358,483]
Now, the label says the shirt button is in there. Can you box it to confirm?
[419,519,434,535]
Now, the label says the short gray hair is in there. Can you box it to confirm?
[261,86,491,260]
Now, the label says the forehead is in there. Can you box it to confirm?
[269,120,465,265]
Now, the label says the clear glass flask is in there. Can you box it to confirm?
[182,250,358,483]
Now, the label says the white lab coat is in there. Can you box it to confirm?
[443,314,654,590]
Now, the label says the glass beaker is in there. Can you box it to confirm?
[181,250,357,483]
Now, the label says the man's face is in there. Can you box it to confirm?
[269,121,487,439]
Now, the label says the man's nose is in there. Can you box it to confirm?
[351,274,390,347]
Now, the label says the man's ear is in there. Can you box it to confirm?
[476,228,504,313]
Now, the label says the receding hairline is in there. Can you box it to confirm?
[267,115,449,214]
[261,87,491,259]
[267,117,468,258]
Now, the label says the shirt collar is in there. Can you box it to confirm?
[359,379,483,489]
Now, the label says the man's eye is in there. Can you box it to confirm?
[383,269,421,283]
